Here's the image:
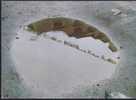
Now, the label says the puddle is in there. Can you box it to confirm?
[10,17,120,97]
[11,29,120,97]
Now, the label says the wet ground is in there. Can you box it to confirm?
[1,1,136,98]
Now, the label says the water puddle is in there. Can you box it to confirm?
[10,18,120,97]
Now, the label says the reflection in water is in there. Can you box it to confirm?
[27,17,118,52]
[11,29,120,97]
[43,31,118,64]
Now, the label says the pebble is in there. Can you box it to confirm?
[97,84,100,87]
[107,58,117,64]
[16,37,19,39]
[112,8,122,15]
[120,46,123,49]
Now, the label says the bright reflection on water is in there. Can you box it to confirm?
[11,28,119,97]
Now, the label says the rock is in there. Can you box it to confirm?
[107,58,117,64]
[50,37,57,41]
[112,8,122,15]
[16,37,19,39]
